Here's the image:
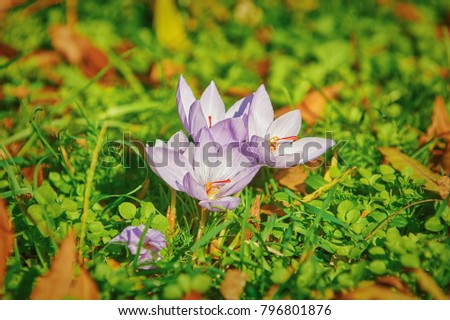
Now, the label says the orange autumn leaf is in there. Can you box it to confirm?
[149,59,184,85]
[0,199,15,289]
[274,165,308,193]
[30,231,76,300]
[275,83,343,126]
[220,269,249,300]
[338,282,416,300]
[260,204,285,216]
[67,267,100,300]
[420,96,450,174]
[49,25,117,84]
[394,3,422,22]
[245,195,261,240]
[378,147,442,193]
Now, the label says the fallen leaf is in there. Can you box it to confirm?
[410,268,449,300]
[153,0,189,51]
[245,195,261,240]
[22,165,44,186]
[0,0,25,13]
[395,3,422,22]
[67,267,100,300]
[376,276,412,295]
[275,83,343,126]
[274,165,308,193]
[338,282,416,300]
[420,96,450,174]
[182,291,204,300]
[20,0,60,16]
[30,232,76,300]
[437,176,450,200]
[49,25,117,84]
[225,86,253,98]
[220,269,248,300]
[0,42,19,59]
[0,199,15,289]
[378,147,443,194]
[260,204,285,216]
[149,59,184,85]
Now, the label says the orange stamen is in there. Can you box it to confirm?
[269,136,299,151]
[206,179,231,198]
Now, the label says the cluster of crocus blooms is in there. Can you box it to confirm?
[147,75,336,212]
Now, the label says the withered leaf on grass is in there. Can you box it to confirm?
[394,2,423,22]
[338,282,416,300]
[49,25,117,84]
[30,231,76,299]
[274,165,308,193]
[420,96,450,174]
[378,147,444,194]
[0,199,15,289]
[220,269,248,300]
[275,83,343,126]
[245,195,261,240]
[67,267,100,300]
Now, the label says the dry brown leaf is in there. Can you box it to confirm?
[376,276,412,295]
[67,267,100,300]
[182,291,204,300]
[420,97,450,174]
[410,268,449,300]
[260,204,285,216]
[0,0,25,13]
[395,3,422,22]
[274,166,308,193]
[338,283,416,300]
[220,269,249,300]
[22,165,44,186]
[378,147,443,194]
[149,59,184,85]
[0,199,15,289]
[245,195,261,240]
[30,232,76,300]
[49,25,116,84]
[275,83,343,126]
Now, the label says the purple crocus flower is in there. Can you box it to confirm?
[146,128,261,211]
[247,85,336,168]
[110,225,167,270]
[177,75,252,142]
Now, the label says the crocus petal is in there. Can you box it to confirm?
[137,251,158,270]
[271,137,336,167]
[183,172,208,201]
[167,130,190,153]
[110,226,142,253]
[209,118,247,145]
[248,84,274,139]
[177,75,196,132]
[199,196,241,212]
[219,165,261,197]
[225,93,253,119]
[266,110,301,139]
[200,81,225,127]
[143,229,167,251]
[146,145,192,191]
[188,100,208,137]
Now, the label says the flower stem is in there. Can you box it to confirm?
[167,188,177,234]
[196,207,208,242]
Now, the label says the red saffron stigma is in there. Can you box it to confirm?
[208,116,213,128]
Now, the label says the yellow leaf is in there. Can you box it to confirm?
[153,0,189,51]
[30,232,76,300]
[220,269,248,300]
[67,267,100,300]
[0,199,15,289]
[378,147,442,193]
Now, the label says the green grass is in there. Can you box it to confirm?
[0,0,449,299]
